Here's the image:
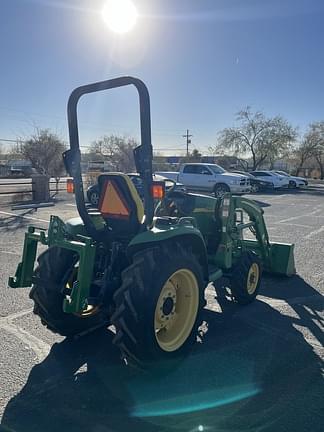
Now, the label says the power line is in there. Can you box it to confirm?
[0,137,210,155]
[182,129,193,156]
[0,138,26,143]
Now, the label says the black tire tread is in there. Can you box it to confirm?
[111,244,205,365]
[230,251,262,305]
[29,246,108,337]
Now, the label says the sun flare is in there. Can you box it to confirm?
[101,0,138,34]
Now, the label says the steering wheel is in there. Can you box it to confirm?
[156,189,195,217]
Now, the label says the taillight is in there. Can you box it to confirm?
[66,178,74,193]
[151,182,165,199]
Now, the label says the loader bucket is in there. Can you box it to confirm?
[269,242,296,276]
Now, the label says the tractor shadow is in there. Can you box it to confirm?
[1,278,323,432]
[261,273,324,347]
[0,209,36,232]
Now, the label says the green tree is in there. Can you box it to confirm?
[215,107,297,170]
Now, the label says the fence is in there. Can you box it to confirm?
[0,178,69,199]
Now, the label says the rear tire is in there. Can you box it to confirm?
[214,183,230,198]
[229,251,262,305]
[111,244,205,366]
[289,180,297,189]
[30,247,108,336]
[251,183,260,193]
[89,191,100,206]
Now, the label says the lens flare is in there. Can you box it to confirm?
[101,0,138,34]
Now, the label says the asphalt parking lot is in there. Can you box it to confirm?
[0,189,323,432]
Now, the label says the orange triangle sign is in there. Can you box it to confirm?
[99,180,130,218]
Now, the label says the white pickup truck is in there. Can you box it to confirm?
[156,163,251,197]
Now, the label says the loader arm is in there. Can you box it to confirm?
[234,197,271,260]
[214,194,295,276]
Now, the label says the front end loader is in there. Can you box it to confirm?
[9,77,296,366]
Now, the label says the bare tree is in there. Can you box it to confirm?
[16,129,66,177]
[315,152,324,179]
[295,122,324,177]
[294,141,316,175]
[83,143,105,163]
[214,107,297,170]
[215,155,240,170]
[91,135,138,172]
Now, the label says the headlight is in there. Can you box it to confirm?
[230,179,239,184]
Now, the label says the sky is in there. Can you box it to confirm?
[0,0,324,155]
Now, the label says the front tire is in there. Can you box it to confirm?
[111,244,205,366]
[30,247,108,336]
[229,251,262,305]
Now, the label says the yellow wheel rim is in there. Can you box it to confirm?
[154,268,199,352]
[247,263,259,295]
[66,267,100,318]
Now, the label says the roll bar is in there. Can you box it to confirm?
[63,76,154,242]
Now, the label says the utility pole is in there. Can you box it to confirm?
[182,129,192,156]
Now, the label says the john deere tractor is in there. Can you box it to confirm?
[9,77,295,366]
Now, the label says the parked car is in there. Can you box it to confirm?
[273,171,308,188]
[156,163,251,197]
[231,170,273,193]
[250,171,290,189]
[86,173,185,206]
[127,173,186,199]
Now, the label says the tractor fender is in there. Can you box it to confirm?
[65,216,105,237]
[127,225,209,282]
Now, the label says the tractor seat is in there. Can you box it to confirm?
[97,173,144,238]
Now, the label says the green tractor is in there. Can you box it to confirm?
[9,77,295,366]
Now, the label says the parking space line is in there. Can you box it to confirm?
[0,210,49,223]
[0,250,21,256]
[275,222,312,228]
[277,208,323,224]
[0,308,50,362]
[0,308,33,322]
[0,321,50,362]
[305,225,324,239]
